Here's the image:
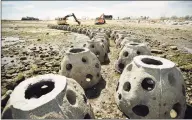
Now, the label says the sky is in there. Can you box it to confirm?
[2,1,192,20]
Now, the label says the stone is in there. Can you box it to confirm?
[30,47,36,50]
[60,48,101,89]
[151,49,163,54]
[5,74,13,79]
[52,62,60,67]
[40,54,49,58]
[115,43,151,73]
[170,46,178,50]
[7,69,16,74]
[20,56,27,60]
[115,55,186,119]
[1,74,94,119]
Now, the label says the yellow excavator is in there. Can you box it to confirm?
[56,13,81,25]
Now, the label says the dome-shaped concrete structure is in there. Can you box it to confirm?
[2,74,94,119]
[115,42,151,73]
[115,55,186,119]
[60,48,101,89]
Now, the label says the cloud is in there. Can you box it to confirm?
[14,5,34,11]
[2,1,192,20]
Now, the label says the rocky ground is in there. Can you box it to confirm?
[1,20,192,118]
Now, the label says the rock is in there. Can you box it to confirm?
[170,46,178,50]
[7,69,16,74]
[37,39,41,41]
[37,61,46,65]
[159,54,167,58]
[30,47,36,50]
[187,87,191,91]
[52,62,60,67]
[6,82,16,90]
[5,74,13,79]
[20,56,27,60]
[45,63,52,67]
[14,52,19,55]
[185,81,190,85]
[55,57,60,60]
[40,54,49,58]
[151,49,163,54]
[22,51,27,55]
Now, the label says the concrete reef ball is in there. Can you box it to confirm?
[110,30,121,40]
[85,40,109,64]
[115,42,151,73]
[115,55,186,119]
[1,74,94,119]
[120,37,142,49]
[60,47,101,89]
[92,37,110,53]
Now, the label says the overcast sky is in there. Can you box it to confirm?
[2,1,192,20]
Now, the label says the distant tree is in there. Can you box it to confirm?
[171,15,178,20]
[184,15,190,20]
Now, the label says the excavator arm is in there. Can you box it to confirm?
[57,13,81,25]
[72,13,81,25]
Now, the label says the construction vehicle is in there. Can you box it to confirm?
[95,13,106,25]
[56,13,81,25]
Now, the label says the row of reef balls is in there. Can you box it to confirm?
[1,24,186,119]
[110,27,186,118]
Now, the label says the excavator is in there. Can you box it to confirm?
[56,13,81,25]
[95,13,106,25]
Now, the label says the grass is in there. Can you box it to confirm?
[169,53,192,71]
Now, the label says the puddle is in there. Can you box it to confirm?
[2,37,25,46]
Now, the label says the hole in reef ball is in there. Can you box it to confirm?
[66,64,72,71]
[132,105,149,117]
[123,82,131,92]
[123,51,129,57]
[141,78,155,91]
[66,90,76,105]
[141,58,163,65]
[25,80,54,99]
